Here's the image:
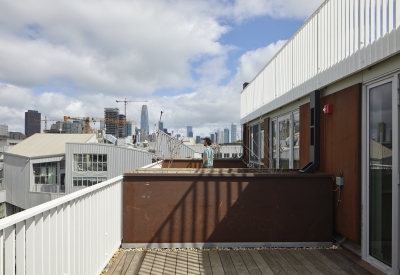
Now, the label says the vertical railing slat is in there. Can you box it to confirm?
[43,211,50,275]
[50,208,57,274]
[26,217,35,275]
[5,226,15,275]
[0,230,3,275]
[56,205,63,275]
[34,214,43,275]
[16,221,25,275]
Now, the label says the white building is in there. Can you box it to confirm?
[1,133,154,217]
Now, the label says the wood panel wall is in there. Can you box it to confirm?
[299,84,362,244]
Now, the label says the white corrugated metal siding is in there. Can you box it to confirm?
[241,0,400,123]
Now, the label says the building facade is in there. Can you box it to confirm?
[187,126,193,137]
[231,123,237,142]
[25,110,41,137]
[104,108,119,138]
[0,124,8,138]
[241,1,400,273]
[224,129,229,143]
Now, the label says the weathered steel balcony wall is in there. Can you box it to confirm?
[161,158,247,169]
[123,169,333,247]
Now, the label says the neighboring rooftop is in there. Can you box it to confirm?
[5,133,97,158]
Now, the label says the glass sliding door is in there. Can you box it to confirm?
[278,115,290,168]
[368,81,392,266]
[271,120,277,168]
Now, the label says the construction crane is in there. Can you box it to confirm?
[35,116,57,133]
[115,98,148,137]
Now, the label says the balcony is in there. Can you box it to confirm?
[0,160,384,275]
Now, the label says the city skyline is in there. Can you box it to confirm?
[0,0,323,139]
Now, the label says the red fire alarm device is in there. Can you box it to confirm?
[323,104,333,114]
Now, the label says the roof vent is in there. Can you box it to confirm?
[243,82,249,89]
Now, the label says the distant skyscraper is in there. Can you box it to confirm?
[210,133,215,143]
[187,126,193,137]
[141,105,149,136]
[118,114,126,138]
[231,123,237,142]
[158,121,164,131]
[224,129,229,143]
[25,110,41,137]
[126,120,136,137]
[0,124,8,137]
[196,136,201,143]
[104,108,119,138]
[217,129,223,144]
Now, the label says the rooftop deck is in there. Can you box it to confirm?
[106,248,384,275]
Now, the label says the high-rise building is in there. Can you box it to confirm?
[210,133,215,143]
[217,129,223,144]
[158,121,164,131]
[231,123,237,142]
[118,114,126,138]
[224,129,230,143]
[141,105,149,137]
[25,110,41,137]
[104,108,119,138]
[187,126,193,137]
[126,120,137,137]
[0,124,8,138]
[196,136,201,144]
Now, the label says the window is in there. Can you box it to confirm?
[224,153,230,158]
[33,162,58,184]
[232,153,238,158]
[269,110,300,169]
[73,177,107,187]
[73,154,107,171]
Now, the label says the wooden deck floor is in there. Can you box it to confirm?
[106,249,384,275]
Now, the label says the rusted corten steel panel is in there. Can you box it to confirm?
[299,84,362,244]
[123,172,333,244]
[162,159,247,169]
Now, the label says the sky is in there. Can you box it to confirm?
[0,0,324,139]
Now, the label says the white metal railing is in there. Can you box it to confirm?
[0,175,123,275]
[241,0,400,121]
[151,130,196,159]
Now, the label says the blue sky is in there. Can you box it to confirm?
[0,0,323,138]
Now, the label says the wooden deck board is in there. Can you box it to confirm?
[239,250,263,275]
[199,251,212,275]
[279,250,312,275]
[300,250,338,275]
[219,251,237,275]
[209,251,225,275]
[270,250,299,275]
[125,251,145,275]
[106,251,126,275]
[289,250,324,275]
[229,250,250,275]
[106,249,387,275]
[259,250,288,274]
[309,250,348,275]
[248,250,275,275]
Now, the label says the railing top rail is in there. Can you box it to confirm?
[0,175,123,230]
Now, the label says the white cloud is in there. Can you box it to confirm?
[0,0,322,137]
[235,40,287,84]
